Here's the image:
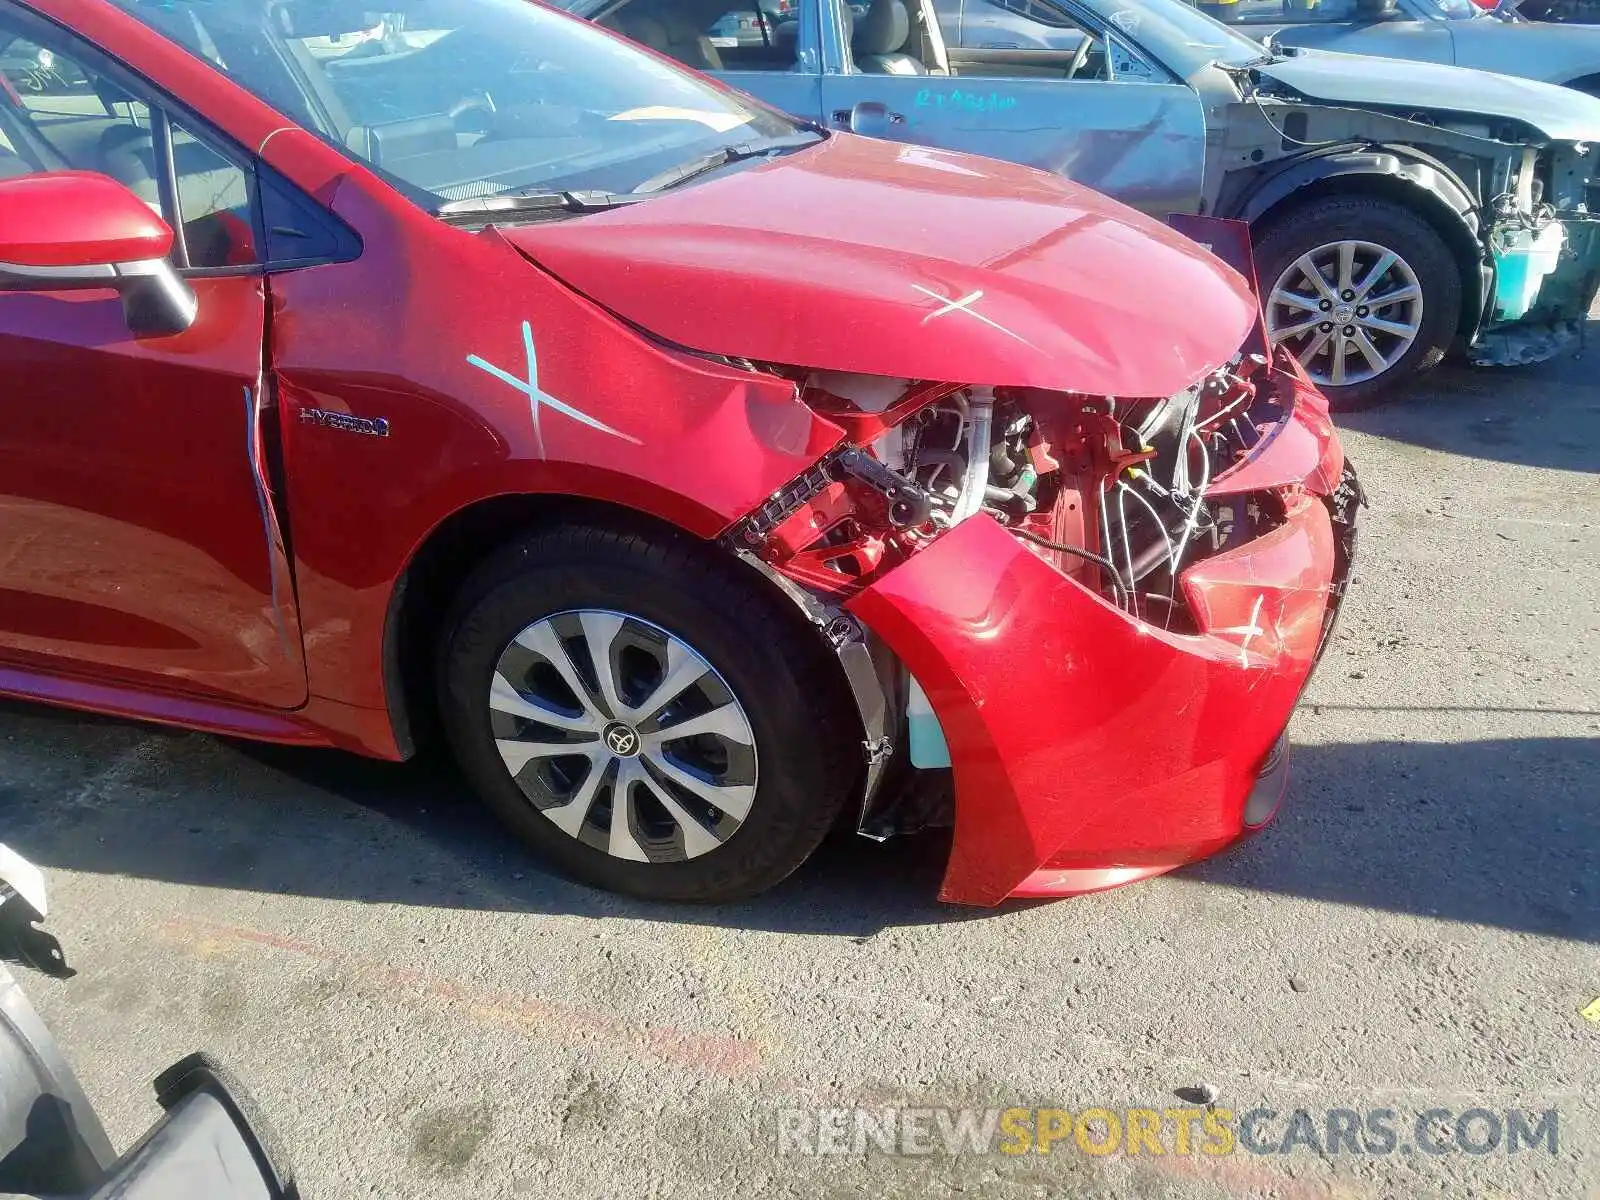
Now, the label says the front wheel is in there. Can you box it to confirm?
[437,523,859,903]
[1255,194,1462,411]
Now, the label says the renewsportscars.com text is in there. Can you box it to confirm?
[776,1106,1561,1158]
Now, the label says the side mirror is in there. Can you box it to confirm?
[0,171,197,337]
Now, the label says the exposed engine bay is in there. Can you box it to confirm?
[730,354,1287,633]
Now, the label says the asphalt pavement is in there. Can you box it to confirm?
[2,325,1596,1199]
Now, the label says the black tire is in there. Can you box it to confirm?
[437,521,859,903]
[1254,194,1462,412]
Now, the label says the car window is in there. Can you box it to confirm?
[939,0,1091,48]
[934,0,1156,79]
[108,0,808,210]
[1091,0,1267,70]
[1413,0,1483,17]
[1185,0,1358,23]
[0,31,258,268]
[600,0,801,71]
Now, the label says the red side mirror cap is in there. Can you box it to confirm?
[0,170,173,269]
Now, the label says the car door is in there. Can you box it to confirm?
[815,0,1207,218]
[0,15,306,710]
[1222,0,1454,63]
[593,0,827,123]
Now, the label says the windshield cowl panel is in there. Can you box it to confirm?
[106,0,803,207]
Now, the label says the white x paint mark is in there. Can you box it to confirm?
[467,320,641,459]
[1216,594,1266,668]
[910,284,1032,346]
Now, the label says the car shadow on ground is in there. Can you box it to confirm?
[1,700,1593,942]
[0,703,973,938]
[1189,733,1598,943]
[1341,330,1600,474]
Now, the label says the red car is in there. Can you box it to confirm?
[0,0,1356,905]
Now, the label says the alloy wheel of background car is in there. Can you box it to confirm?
[438,522,859,903]
[1254,195,1461,411]
[1266,239,1423,389]
[488,609,758,864]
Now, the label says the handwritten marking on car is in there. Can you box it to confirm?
[911,284,1032,346]
[467,320,641,458]
[913,88,1017,114]
[1216,594,1267,667]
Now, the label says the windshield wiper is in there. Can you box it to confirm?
[434,189,649,224]
[434,132,823,223]
[631,132,822,194]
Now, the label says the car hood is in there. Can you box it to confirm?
[1448,20,1600,87]
[1255,48,1600,141]
[502,135,1256,398]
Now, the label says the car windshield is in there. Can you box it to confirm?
[106,0,807,209]
[1090,0,1267,72]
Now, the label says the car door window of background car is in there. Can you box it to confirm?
[0,35,257,268]
[920,0,1166,78]
[591,0,827,138]
[706,0,802,68]
[601,0,803,70]
[816,0,1204,214]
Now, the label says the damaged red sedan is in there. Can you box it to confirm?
[0,0,1357,905]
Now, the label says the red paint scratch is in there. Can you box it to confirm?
[156,920,1369,1198]
[158,915,761,1079]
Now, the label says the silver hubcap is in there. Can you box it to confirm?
[489,610,758,863]
[1267,239,1424,388]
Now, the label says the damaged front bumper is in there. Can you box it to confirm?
[842,366,1355,906]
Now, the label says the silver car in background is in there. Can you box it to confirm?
[572,0,1600,404]
[1197,0,1600,95]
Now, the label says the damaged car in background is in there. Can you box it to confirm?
[572,0,1600,406]
[2,0,1352,905]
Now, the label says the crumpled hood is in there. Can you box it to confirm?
[503,135,1256,398]
[1255,48,1600,142]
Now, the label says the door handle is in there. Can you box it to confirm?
[831,101,905,132]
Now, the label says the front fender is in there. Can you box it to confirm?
[268,175,844,723]
[1231,147,1481,239]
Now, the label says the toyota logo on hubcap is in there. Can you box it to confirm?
[603,722,640,757]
